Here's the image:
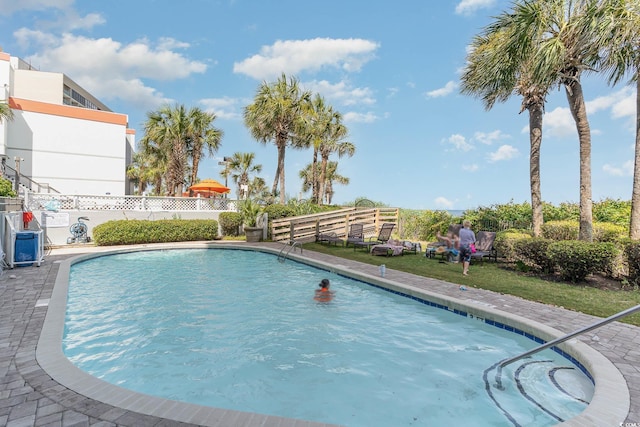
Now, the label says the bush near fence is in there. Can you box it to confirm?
[219,212,242,236]
[93,219,219,246]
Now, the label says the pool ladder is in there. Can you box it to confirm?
[494,303,640,389]
[278,240,302,263]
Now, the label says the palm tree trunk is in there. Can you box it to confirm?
[528,102,544,237]
[318,154,329,205]
[564,79,593,242]
[277,140,286,204]
[312,148,319,204]
[630,76,640,240]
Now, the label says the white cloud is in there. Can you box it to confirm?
[455,0,496,15]
[463,164,479,172]
[233,38,379,80]
[0,0,73,15]
[343,111,379,123]
[611,92,636,120]
[603,160,634,177]
[488,144,519,162]
[444,134,473,152]
[434,196,454,209]
[15,32,207,109]
[199,97,243,120]
[542,107,576,138]
[425,81,457,98]
[473,129,510,145]
[304,79,375,106]
[586,87,633,115]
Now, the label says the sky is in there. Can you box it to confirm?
[0,0,637,210]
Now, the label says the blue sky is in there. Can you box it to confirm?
[0,0,636,210]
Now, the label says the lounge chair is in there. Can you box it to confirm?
[371,239,406,257]
[354,222,395,252]
[471,231,497,263]
[316,231,344,246]
[345,223,365,248]
[401,240,421,255]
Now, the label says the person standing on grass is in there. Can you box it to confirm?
[458,220,476,276]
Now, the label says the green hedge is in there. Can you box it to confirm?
[625,240,640,286]
[219,212,242,236]
[547,241,618,283]
[493,230,532,262]
[93,219,219,246]
[514,238,555,274]
[542,220,626,243]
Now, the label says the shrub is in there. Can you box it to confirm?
[399,209,453,241]
[263,204,295,221]
[514,238,555,274]
[493,230,532,262]
[542,220,578,241]
[218,212,242,236]
[624,240,640,286]
[547,240,618,282]
[593,222,626,243]
[93,219,218,246]
[0,177,16,197]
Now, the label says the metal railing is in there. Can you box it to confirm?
[2,163,60,194]
[494,303,640,389]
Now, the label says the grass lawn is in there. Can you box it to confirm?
[303,242,640,327]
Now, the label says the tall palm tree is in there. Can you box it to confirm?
[225,152,262,199]
[493,0,603,241]
[318,112,354,205]
[595,0,640,238]
[186,107,223,190]
[299,160,349,204]
[244,73,312,204]
[0,101,14,122]
[461,22,549,236]
[308,95,335,204]
[140,104,193,196]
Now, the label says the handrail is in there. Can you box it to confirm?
[277,240,302,263]
[494,303,640,389]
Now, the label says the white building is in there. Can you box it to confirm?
[0,50,135,196]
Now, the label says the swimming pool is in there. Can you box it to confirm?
[60,247,596,426]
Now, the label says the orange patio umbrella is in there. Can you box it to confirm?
[187,179,230,196]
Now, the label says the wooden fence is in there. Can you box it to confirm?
[270,207,400,242]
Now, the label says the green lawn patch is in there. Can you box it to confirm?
[304,243,640,327]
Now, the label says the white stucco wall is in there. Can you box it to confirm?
[6,109,128,195]
[13,70,63,104]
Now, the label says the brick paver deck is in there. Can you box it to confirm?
[1,243,639,426]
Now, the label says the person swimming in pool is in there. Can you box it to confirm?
[314,278,334,302]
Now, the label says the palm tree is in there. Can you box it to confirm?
[318,112,354,205]
[492,0,603,241]
[140,104,192,196]
[0,101,14,122]
[595,0,640,238]
[244,73,312,204]
[321,161,349,205]
[186,107,223,191]
[299,160,349,204]
[307,95,334,203]
[461,21,549,236]
[225,152,262,199]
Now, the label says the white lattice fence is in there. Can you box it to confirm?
[24,193,236,212]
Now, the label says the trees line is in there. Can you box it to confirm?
[127,74,355,206]
[460,0,639,241]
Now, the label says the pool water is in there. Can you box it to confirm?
[64,249,593,426]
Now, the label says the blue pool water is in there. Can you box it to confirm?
[64,249,593,426]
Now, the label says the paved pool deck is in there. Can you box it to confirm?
[1,242,639,426]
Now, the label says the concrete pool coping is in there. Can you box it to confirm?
[19,241,636,425]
